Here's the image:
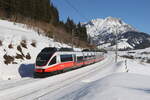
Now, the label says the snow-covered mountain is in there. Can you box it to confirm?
[84,17,150,50]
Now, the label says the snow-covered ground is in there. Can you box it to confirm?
[0,54,124,100]
[57,73,150,100]
[38,54,150,100]
[0,19,71,80]
[1,19,150,100]
[119,47,150,63]
[119,57,150,76]
[1,53,150,100]
[98,39,133,50]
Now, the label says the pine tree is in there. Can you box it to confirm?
[65,17,76,33]
[76,22,87,41]
[50,3,59,25]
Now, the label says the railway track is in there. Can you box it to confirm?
[0,55,115,100]
[0,78,37,91]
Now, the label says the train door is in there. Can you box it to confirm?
[73,54,77,67]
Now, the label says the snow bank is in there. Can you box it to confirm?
[119,57,150,76]
[118,48,150,76]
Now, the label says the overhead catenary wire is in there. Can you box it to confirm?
[64,0,88,21]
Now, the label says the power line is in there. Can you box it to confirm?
[64,0,88,21]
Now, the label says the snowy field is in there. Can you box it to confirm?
[119,47,150,62]
[118,48,150,75]
[0,19,150,100]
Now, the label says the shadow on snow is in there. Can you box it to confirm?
[19,64,35,78]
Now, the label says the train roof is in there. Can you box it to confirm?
[40,47,74,53]
[40,47,102,53]
[41,47,57,53]
[58,48,73,51]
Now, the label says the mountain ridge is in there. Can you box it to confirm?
[84,17,150,50]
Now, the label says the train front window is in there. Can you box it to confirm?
[36,53,53,66]
[49,56,56,65]
[36,47,57,66]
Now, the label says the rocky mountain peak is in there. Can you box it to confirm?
[84,17,150,50]
[85,17,137,37]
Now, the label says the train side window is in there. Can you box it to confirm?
[49,56,56,65]
[85,56,88,58]
[60,54,73,62]
[77,56,83,62]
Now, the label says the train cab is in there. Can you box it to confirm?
[35,47,57,73]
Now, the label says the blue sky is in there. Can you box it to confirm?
[52,0,150,33]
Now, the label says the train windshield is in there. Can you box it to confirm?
[36,47,57,66]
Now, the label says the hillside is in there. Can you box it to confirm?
[0,19,71,80]
[0,0,90,49]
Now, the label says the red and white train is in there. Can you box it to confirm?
[34,47,104,77]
